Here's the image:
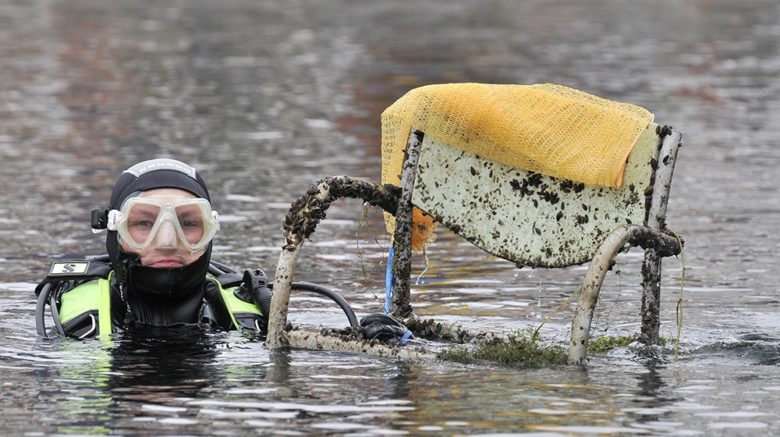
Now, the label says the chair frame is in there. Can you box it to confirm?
[267,126,682,365]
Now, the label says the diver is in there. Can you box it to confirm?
[34,158,411,343]
[34,158,273,338]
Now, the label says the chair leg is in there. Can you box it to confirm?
[640,128,682,345]
[568,225,682,363]
[568,226,632,364]
[267,246,301,349]
[267,177,401,350]
[390,130,424,318]
[640,248,662,345]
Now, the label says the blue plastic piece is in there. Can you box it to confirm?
[384,246,394,314]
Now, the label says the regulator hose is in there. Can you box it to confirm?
[209,261,359,329]
[35,283,52,338]
[208,260,240,276]
[36,282,67,338]
[286,281,360,329]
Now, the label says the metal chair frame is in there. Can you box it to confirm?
[267,125,682,365]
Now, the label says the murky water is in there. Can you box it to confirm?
[1,0,779,434]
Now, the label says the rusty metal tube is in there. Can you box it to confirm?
[390,130,424,318]
[640,128,682,345]
[568,224,682,364]
[267,177,400,350]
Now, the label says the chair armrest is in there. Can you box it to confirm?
[624,225,683,257]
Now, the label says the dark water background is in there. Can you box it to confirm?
[1,0,779,435]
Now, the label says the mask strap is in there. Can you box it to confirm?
[91,209,108,232]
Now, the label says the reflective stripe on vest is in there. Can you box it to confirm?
[58,275,113,340]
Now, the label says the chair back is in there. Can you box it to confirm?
[411,124,666,268]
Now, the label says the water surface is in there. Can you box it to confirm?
[1,0,779,434]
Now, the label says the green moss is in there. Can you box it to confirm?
[587,334,638,354]
[587,335,673,354]
[438,347,476,364]
[438,328,567,368]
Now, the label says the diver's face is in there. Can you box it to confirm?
[119,188,206,268]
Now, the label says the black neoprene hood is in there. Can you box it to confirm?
[108,159,211,209]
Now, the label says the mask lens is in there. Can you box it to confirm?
[175,203,207,245]
[125,202,162,247]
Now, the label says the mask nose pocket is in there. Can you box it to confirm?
[153,218,179,250]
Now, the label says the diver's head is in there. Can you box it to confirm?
[92,159,219,295]
[116,187,217,267]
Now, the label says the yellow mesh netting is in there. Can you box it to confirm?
[380,83,654,251]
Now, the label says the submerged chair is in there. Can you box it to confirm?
[266,90,683,365]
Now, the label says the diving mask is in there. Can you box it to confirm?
[106,197,220,253]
